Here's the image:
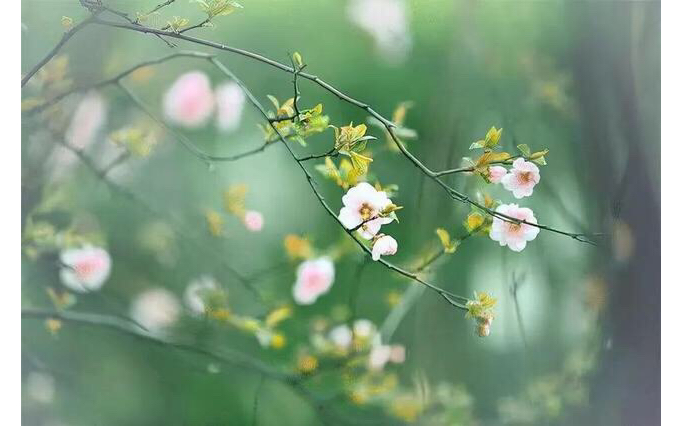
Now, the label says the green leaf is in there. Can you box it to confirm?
[517,144,531,157]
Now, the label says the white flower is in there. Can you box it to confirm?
[25,372,55,404]
[292,257,335,305]
[371,234,398,261]
[352,319,376,339]
[59,245,112,293]
[488,165,507,184]
[215,82,246,132]
[163,71,215,128]
[347,0,412,63]
[243,210,264,232]
[368,343,392,371]
[501,158,540,199]
[328,324,353,350]
[489,203,540,252]
[338,182,394,239]
[66,91,106,149]
[130,288,180,335]
[184,275,219,315]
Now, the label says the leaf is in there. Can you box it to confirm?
[349,151,373,176]
[266,95,280,110]
[475,151,511,168]
[435,228,459,253]
[517,144,531,157]
[469,140,486,150]
[532,156,547,166]
[265,306,292,328]
[530,149,549,165]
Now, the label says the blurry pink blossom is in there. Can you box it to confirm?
[130,288,180,334]
[215,82,246,132]
[489,203,540,252]
[488,165,508,184]
[501,158,540,198]
[243,210,264,232]
[353,319,376,339]
[292,257,335,305]
[26,372,55,404]
[338,182,394,239]
[184,275,218,315]
[163,71,215,128]
[65,91,107,149]
[59,245,112,293]
[371,234,398,261]
[389,345,406,363]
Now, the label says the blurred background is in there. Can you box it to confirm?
[21,0,660,425]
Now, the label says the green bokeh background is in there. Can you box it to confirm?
[21,1,661,425]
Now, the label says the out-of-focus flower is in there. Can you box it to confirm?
[184,275,219,315]
[371,234,398,261]
[347,0,412,63]
[215,81,246,132]
[488,165,508,184]
[59,245,111,293]
[338,182,394,239]
[65,91,106,149]
[501,158,540,199]
[243,210,264,232]
[283,234,312,260]
[389,345,406,363]
[353,318,376,339]
[489,204,540,252]
[297,354,319,374]
[329,324,353,350]
[130,288,180,334]
[292,257,335,305]
[25,372,55,404]
[163,71,214,128]
[368,343,392,371]
[465,292,497,337]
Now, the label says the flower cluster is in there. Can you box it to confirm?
[163,71,245,132]
[338,182,400,262]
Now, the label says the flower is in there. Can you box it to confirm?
[25,372,55,404]
[389,345,406,363]
[184,275,218,315]
[353,319,376,339]
[338,182,394,239]
[66,91,106,149]
[329,324,353,350]
[130,288,180,334]
[501,158,540,198]
[243,210,264,232]
[163,71,214,128]
[489,204,540,252]
[347,0,412,63]
[215,82,246,132]
[292,257,335,305]
[371,234,398,261]
[59,245,112,293]
[488,165,507,184]
[368,343,392,371]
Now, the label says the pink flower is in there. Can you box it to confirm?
[292,257,335,305]
[163,71,215,128]
[338,182,394,239]
[389,345,406,363]
[66,91,106,149]
[501,158,540,199]
[489,203,540,252]
[59,245,112,292]
[347,0,412,63]
[371,234,398,261]
[488,165,507,184]
[130,288,180,334]
[184,275,218,315]
[243,210,264,232]
[215,82,246,132]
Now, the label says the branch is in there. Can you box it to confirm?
[21,15,98,87]
[207,57,469,310]
[88,17,598,245]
